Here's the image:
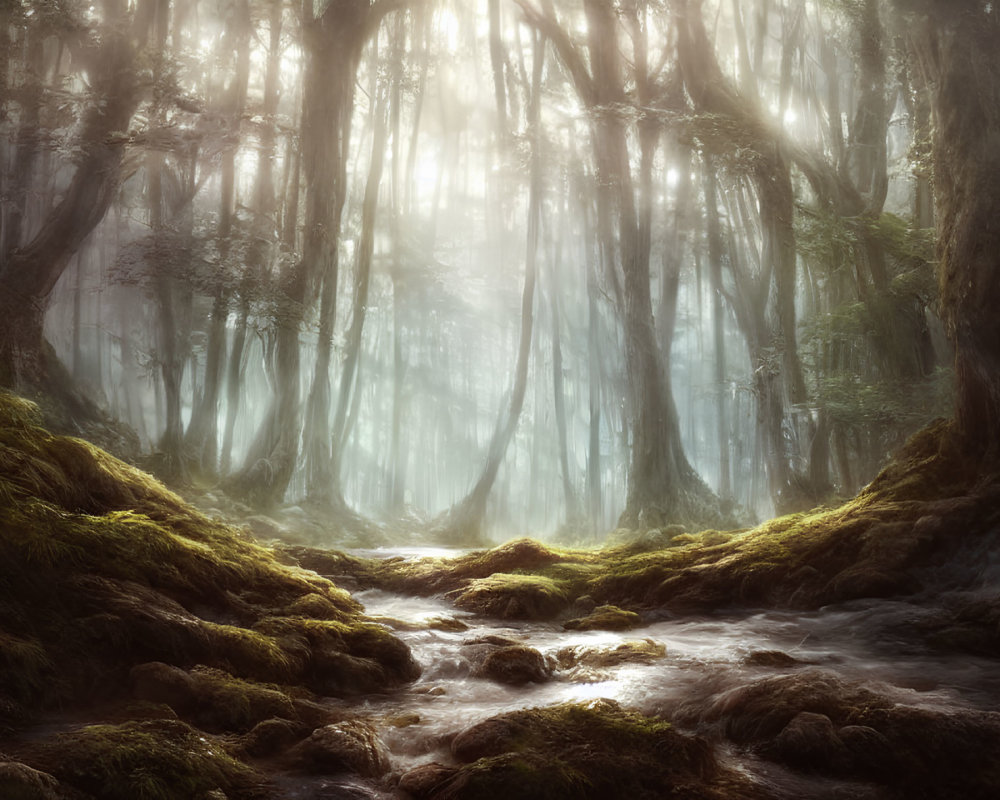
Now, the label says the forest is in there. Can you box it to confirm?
[1,0,999,798]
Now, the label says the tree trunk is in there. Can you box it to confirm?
[0,9,138,390]
[438,32,544,542]
[906,1,1000,460]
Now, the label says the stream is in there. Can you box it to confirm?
[329,548,1000,799]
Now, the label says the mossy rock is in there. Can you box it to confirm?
[289,720,390,777]
[562,604,641,631]
[556,638,666,671]
[405,700,763,800]
[131,662,297,733]
[450,574,570,620]
[27,718,260,800]
[680,668,1000,798]
[469,644,553,686]
[0,762,64,800]
[0,391,418,721]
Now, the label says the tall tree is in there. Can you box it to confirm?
[900,0,1000,460]
[229,0,402,508]
[0,1,141,392]
[519,0,725,528]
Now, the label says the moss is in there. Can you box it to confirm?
[562,605,641,631]
[186,666,296,732]
[450,573,570,620]
[426,701,760,800]
[679,669,1000,798]
[0,391,417,721]
[31,719,259,800]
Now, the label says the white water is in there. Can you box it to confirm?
[338,551,1000,797]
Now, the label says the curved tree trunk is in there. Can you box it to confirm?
[0,7,138,392]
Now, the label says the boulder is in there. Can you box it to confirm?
[563,604,641,632]
[290,720,389,777]
[0,762,64,800]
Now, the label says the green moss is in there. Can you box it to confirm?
[436,701,754,800]
[451,573,571,620]
[33,719,259,800]
[0,391,416,719]
[563,605,641,631]
[187,666,296,732]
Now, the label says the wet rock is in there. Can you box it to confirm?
[471,645,553,685]
[823,566,921,602]
[437,701,761,800]
[556,638,666,670]
[398,763,459,797]
[290,720,390,778]
[451,717,520,762]
[386,712,421,728]
[568,594,598,616]
[563,604,641,631]
[682,668,1000,799]
[0,762,64,800]
[240,717,306,758]
[838,724,896,776]
[461,637,553,685]
[742,649,801,667]
[769,711,847,770]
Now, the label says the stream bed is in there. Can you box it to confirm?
[332,549,1000,799]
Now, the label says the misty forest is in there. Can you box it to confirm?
[2,0,1000,797]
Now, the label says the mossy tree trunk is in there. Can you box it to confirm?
[903,0,1000,461]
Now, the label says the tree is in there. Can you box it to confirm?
[900,0,1000,460]
[0,1,141,393]
[518,0,726,529]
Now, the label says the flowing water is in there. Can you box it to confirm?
[337,549,1000,798]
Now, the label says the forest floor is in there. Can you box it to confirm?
[2,391,1000,799]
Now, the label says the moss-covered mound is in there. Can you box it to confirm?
[676,668,1000,799]
[399,700,766,799]
[0,392,418,743]
[28,718,258,800]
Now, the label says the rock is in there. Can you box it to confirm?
[0,762,64,800]
[240,717,305,758]
[556,638,666,670]
[398,763,458,797]
[770,711,846,770]
[130,662,196,712]
[742,650,801,667]
[386,712,421,728]
[450,574,569,620]
[244,515,286,539]
[451,718,519,762]
[291,720,390,777]
[435,701,758,800]
[680,668,1000,799]
[838,724,896,777]
[568,595,597,616]
[471,645,553,685]
[563,604,641,631]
